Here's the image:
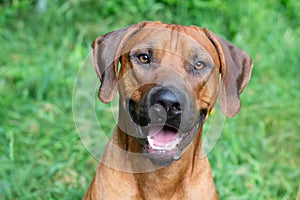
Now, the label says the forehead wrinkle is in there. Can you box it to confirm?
[167,25,191,53]
[123,29,156,52]
[129,42,154,52]
[170,26,180,52]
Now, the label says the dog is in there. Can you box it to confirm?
[83,21,253,199]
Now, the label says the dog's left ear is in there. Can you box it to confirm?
[203,29,253,118]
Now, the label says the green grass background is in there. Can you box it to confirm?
[1,0,299,199]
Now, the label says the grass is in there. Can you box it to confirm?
[1,0,299,199]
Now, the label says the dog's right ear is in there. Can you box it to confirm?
[92,22,148,103]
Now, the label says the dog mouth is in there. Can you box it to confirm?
[133,116,203,166]
[147,125,180,151]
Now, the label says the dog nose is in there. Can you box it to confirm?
[151,89,182,119]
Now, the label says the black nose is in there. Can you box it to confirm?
[150,89,182,121]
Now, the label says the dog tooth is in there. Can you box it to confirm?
[147,136,164,150]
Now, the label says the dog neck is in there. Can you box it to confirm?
[94,116,218,199]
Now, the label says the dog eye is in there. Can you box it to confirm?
[194,61,206,70]
[137,54,150,64]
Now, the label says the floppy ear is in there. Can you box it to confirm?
[203,29,253,118]
[92,22,147,103]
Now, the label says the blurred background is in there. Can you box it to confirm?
[1,0,299,199]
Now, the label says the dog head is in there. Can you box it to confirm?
[92,21,253,166]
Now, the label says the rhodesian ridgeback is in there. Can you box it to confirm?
[84,21,253,199]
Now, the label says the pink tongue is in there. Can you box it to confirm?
[149,126,178,146]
